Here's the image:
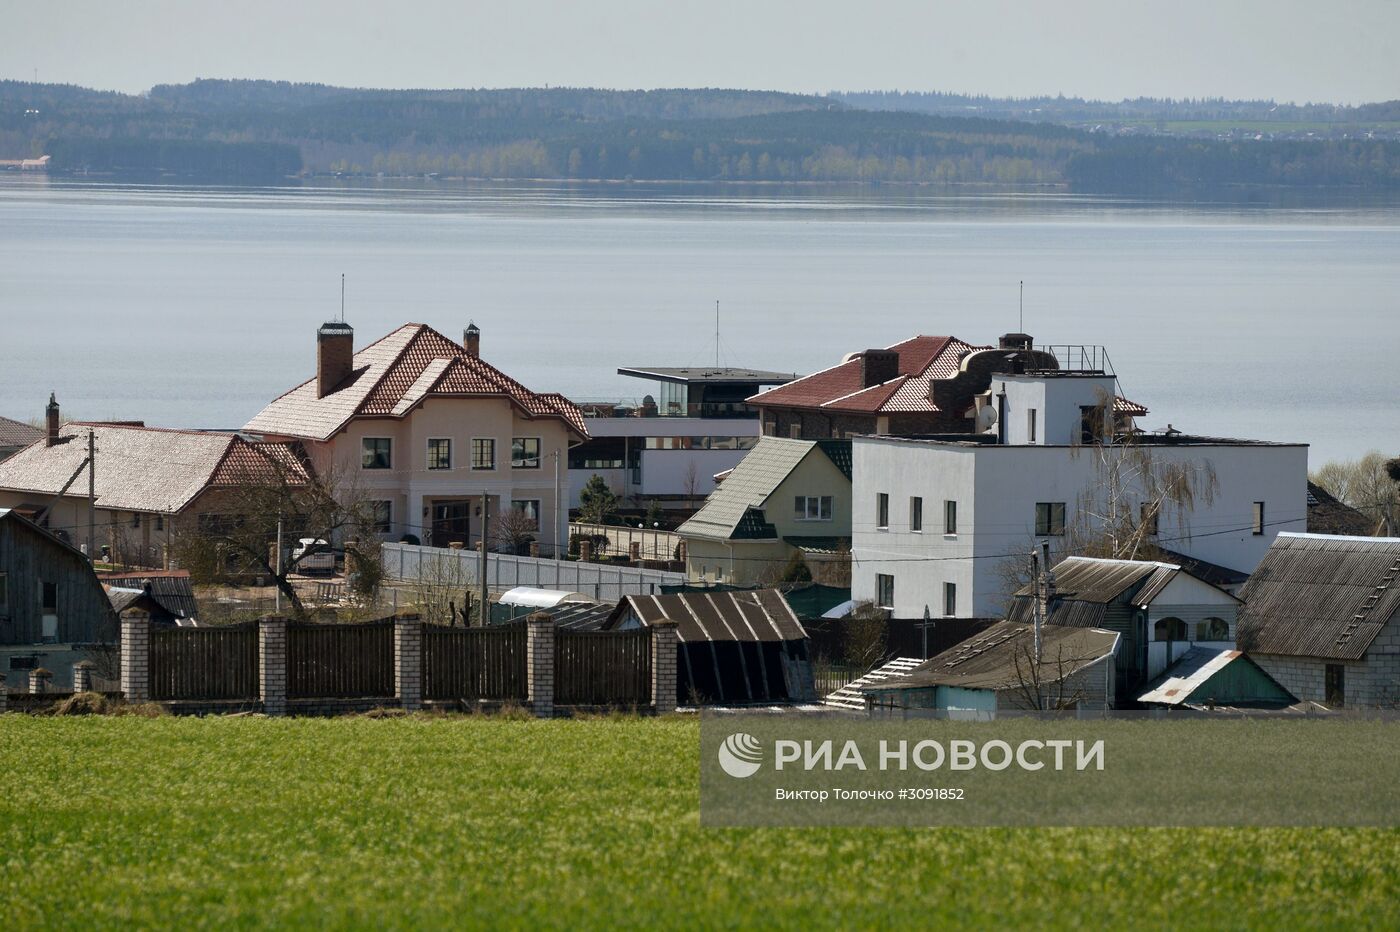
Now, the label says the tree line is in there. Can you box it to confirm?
[4,80,1399,189]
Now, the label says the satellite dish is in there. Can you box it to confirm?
[975,404,998,432]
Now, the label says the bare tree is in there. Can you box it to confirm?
[495,507,539,555]
[1311,451,1400,535]
[842,600,889,671]
[407,546,475,625]
[170,449,383,619]
[683,461,702,511]
[1003,636,1097,711]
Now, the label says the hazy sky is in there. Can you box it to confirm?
[5,0,1397,103]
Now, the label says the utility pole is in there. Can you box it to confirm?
[275,513,284,613]
[478,491,489,626]
[715,299,720,368]
[87,429,96,561]
[1030,548,1043,710]
[922,604,932,660]
[552,450,562,562]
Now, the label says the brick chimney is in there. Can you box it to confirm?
[316,321,355,399]
[858,350,900,388]
[45,392,60,446]
[999,333,1033,351]
[464,321,480,358]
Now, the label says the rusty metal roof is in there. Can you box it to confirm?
[1238,532,1400,661]
[607,589,807,643]
[865,620,1119,691]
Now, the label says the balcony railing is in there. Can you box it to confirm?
[1032,344,1116,376]
[577,399,760,420]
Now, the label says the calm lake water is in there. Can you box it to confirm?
[1,175,1397,466]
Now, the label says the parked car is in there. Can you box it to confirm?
[292,538,336,575]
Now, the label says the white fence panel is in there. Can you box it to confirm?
[382,542,684,603]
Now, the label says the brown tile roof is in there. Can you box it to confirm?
[749,336,979,414]
[243,323,587,441]
[0,416,43,449]
[0,424,306,514]
[749,336,1149,418]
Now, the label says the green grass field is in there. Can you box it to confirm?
[2,715,1398,929]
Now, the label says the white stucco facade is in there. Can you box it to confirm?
[852,436,1308,618]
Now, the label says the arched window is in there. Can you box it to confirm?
[1154,617,1187,641]
[1196,617,1230,641]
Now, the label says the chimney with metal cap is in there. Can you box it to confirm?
[45,393,60,446]
[316,321,355,399]
[464,321,480,358]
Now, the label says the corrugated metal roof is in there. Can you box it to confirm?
[608,589,807,643]
[1137,647,1294,707]
[1014,556,1179,604]
[1238,532,1400,661]
[865,620,1119,691]
[676,437,821,541]
[97,570,198,619]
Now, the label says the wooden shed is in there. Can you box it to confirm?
[606,589,816,704]
[0,508,117,646]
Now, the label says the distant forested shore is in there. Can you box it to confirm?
[2,80,1398,191]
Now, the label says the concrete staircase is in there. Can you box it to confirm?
[822,657,924,711]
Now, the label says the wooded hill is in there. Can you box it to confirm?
[3,79,1398,190]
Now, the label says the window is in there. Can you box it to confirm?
[370,501,392,534]
[788,423,802,439]
[155,516,164,531]
[131,513,142,528]
[876,493,890,529]
[910,496,923,532]
[944,500,957,536]
[427,438,452,470]
[361,437,392,470]
[1028,408,1038,443]
[1196,617,1229,640]
[512,437,541,469]
[1154,617,1187,641]
[794,496,833,521]
[511,499,541,524]
[876,573,895,609]
[943,582,957,616]
[1035,502,1066,536]
[1252,501,1265,535]
[472,438,496,470]
[42,581,57,612]
[1139,503,1159,536]
[1080,405,1105,444]
[1325,664,1345,706]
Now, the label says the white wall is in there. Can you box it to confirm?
[853,437,1308,618]
[999,373,1118,446]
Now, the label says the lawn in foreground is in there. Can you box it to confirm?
[1,715,1398,929]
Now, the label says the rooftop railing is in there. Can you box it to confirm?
[1033,344,1116,376]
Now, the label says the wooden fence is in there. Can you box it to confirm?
[287,620,395,699]
[555,628,652,706]
[149,623,259,701]
[423,622,528,702]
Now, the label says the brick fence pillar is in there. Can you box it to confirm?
[73,660,95,694]
[29,668,52,695]
[259,616,289,716]
[395,614,424,712]
[120,609,151,702]
[650,620,679,714]
[526,611,555,718]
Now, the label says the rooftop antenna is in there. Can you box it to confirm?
[715,299,721,369]
[340,273,346,322]
[1019,280,1024,332]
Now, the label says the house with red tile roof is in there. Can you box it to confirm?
[243,321,587,554]
[749,333,1147,439]
[0,399,307,567]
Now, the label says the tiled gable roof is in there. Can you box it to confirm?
[748,336,984,414]
[243,323,587,441]
[0,424,307,515]
[0,416,44,449]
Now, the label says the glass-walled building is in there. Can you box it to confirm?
[569,366,794,512]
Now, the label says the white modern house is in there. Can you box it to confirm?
[569,365,793,510]
[851,369,1308,618]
